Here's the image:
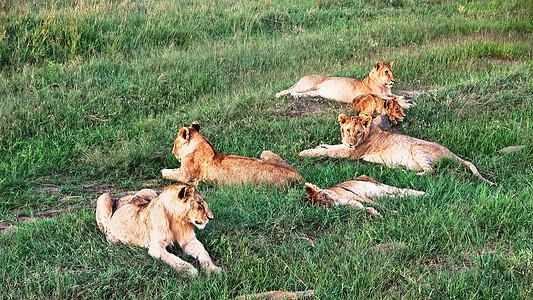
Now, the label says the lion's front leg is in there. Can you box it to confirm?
[181,238,221,275]
[391,94,416,109]
[161,168,199,185]
[299,144,352,158]
[148,243,198,276]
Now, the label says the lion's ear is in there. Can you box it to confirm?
[361,116,372,128]
[384,99,394,109]
[191,121,200,132]
[178,127,190,140]
[338,114,351,125]
[375,61,384,70]
[177,186,194,202]
[388,61,393,69]
[305,183,320,197]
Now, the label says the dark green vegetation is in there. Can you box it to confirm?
[1,0,532,298]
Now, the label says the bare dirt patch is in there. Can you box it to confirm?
[1,179,163,234]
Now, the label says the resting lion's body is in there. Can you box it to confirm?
[305,175,425,216]
[276,61,413,109]
[299,115,494,185]
[95,183,221,275]
[352,94,405,123]
[161,122,303,186]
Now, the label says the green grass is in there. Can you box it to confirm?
[1,0,532,298]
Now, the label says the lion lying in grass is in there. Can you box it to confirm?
[275,61,414,109]
[305,175,425,217]
[352,94,405,124]
[299,115,494,185]
[161,122,303,186]
[96,183,221,275]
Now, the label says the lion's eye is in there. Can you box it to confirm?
[357,131,361,135]
[346,129,351,134]
[385,71,389,74]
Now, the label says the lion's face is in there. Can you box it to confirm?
[172,122,202,161]
[304,183,336,207]
[338,114,372,148]
[369,61,395,88]
[164,183,214,229]
[186,192,213,229]
[384,98,405,122]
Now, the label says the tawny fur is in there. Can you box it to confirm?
[305,175,425,216]
[95,183,221,276]
[352,94,405,123]
[299,115,494,185]
[161,122,303,186]
[275,61,414,109]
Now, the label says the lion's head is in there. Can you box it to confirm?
[338,114,372,148]
[383,98,405,122]
[368,61,395,88]
[172,121,209,161]
[162,183,214,229]
[304,183,336,207]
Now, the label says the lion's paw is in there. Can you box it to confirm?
[366,207,381,217]
[175,262,198,276]
[161,168,180,180]
[299,149,314,157]
[202,262,222,275]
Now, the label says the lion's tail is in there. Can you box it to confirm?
[461,160,494,185]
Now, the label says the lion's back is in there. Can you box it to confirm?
[209,156,303,186]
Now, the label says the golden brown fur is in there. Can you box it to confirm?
[305,175,425,216]
[95,183,221,275]
[299,115,494,185]
[161,122,303,186]
[352,94,405,123]
[275,61,413,109]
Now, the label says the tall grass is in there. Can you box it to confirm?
[0,0,532,298]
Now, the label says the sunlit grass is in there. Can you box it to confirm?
[0,0,532,298]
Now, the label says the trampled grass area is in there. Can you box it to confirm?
[1,0,532,298]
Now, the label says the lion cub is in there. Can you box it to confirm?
[96,183,221,275]
[161,122,303,186]
[299,115,494,185]
[275,61,414,109]
[352,94,405,124]
[305,175,425,216]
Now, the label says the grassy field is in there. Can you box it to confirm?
[1,0,532,298]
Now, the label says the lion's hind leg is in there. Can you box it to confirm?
[261,150,298,171]
[135,189,158,201]
[410,146,435,175]
[96,194,120,243]
[276,76,325,98]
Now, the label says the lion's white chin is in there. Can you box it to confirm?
[194,223,206,229]
[343,142,356,148]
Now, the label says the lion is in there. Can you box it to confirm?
[299,115,494,185]
[95,183,221,275]
[161,122,303,186]
[275,61,414,109]
[305,175,425,216]
[352,94,405,124]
